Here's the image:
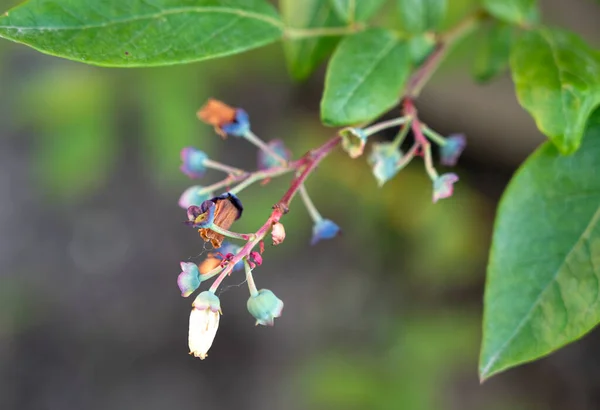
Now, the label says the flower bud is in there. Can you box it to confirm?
[340,127,368,159]
[258,140,290,170]
[185,200,215,228]
[188,291,221,359]
[198,193,244,248]
[368,142,402,187]
[433,173,459,203]
[439,134,466,166]
[311,219,341,245]
[177,262,201,297]
[180,147,208,178]
[197,99,250,138]
[271,222,286,245]
[247,289,284,326]
[248,251,262,267]
[178,186,213,209]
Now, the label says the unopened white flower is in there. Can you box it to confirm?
[188,291,221,359]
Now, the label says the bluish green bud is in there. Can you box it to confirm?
[247,289,284,326]
[368,142,402,187]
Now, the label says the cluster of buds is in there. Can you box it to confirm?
[177,99,341,359]
[340,99,466,202]
[177,98,465,360]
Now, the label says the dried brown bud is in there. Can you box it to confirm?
[197,99,237,138]
[199,193,243,248]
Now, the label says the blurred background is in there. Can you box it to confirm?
[1,0,600,409]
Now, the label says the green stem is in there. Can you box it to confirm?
[199,176,240,195]
[298,184,322,223]
[396,143,420,170]
[209,224,253,241]
[422,144,439,180]
[244,260,259,297]
[200,264,225,282]
[285,25,360,40]
[203,159,246,175]
[391,119,413,150]
[228,166,294,195]
[405,10,484,98]
[363,117,408,137]
[243,130,288,165]
[421,125,447,146]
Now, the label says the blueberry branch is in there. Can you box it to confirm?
[208,136,341,292]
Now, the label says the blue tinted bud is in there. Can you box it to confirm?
[247,289,284,326]
[180,147,208,178]
[440,134,466,166]
[311,219,341,245]
[221,109,250,137]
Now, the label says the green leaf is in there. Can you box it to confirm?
[281,0,343,80]
[0,0,282,67]
[321,28,410,126]
[329,0,387,23]
[408,33,436,66]
[510,28,600,154]
[482,0,539,26]
[480,109,600,380]
[396,0,446,34]
[473,22,513,83]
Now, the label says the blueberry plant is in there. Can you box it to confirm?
[2,0,599,381]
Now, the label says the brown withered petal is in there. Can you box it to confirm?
[199,195,243,249]
[197,99,237,137]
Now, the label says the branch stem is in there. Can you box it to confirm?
[203,159,246,176]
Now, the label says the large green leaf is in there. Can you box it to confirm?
[329,0,386,23]
[0,0,282,67]
[396,0,446,34]
[482,0,538,26]
[281,0,343,80]
[480,109,600,381]
[510,28,600,154]
[320,28,410,126]
[473,22,513,83]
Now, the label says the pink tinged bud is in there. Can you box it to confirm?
[433,173,459,203]
[271,222,286,245]
[177,262,201,297]
[180,147,208,178]
[249,251,263,266]
[188,291,221,359]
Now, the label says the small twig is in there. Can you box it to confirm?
[405,10,485,98]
